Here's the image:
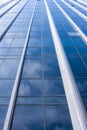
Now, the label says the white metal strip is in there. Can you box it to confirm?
[3,1,37,130]
[53,0,87,44]
[44,0,87,130]
[61,0,87,21]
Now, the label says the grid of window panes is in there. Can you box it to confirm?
[0,0,36,129]
[47,0,87,111]
[0,0,87,130]
[11,0,73,130]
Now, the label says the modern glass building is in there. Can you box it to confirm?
[0,0,87,130]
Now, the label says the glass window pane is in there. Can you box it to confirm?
[22,59,42,78]
[11,106,44,130]
[0,59,19,78]
[46,106,73,130]
[0,106,8,130]
[43,57,61,78]
[18,79,43,96]
[0,80,14,96]
[44,79,65,95]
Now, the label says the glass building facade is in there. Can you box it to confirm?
[0,0,87,130]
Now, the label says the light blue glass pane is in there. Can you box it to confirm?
[18,79,43,96]
[44,79,65,95]
[45,97,66,104]
[22,59,42,78]
[17,97,43,104]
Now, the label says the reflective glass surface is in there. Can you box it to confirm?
[11,106,44,130]
[46,106,73,130]
[2,0,87,129]
[0,106,8,130]
[22,59,42,78]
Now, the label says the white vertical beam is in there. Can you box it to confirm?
[3,1,37,130]
[44,0,87,130]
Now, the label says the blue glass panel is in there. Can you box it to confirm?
[43,57,61,78]
[28,38,41,47]
[22,59,42,78]
[68,58,87,77]
[45,97,66,104]
[0,98,10,104]
[0,59,19,78]
[26,47,42,56]
[0,48,8,56]
[0,39,13,47]
[46,106,73,130]
[43,47,56,56]
[61,38,74,47]
[64,47,78,56]
[18,79,43,96]
[76,78,87,94]
[17,97,43,105]
[11,106,44,130]
[43,38,54,47]
[44,79,65,95]
[0,80,14,96]
[0,106,8,130]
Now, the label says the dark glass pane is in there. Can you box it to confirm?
[46,106,73,130]
[44,79,65,95]
[11,106,44,130]
[0,80,14,96]
[68,58,87,77]
[43,38,54,47]
[43,57,61,78]
[0,48,8,56]
[7,48,23,56]
[76,78,87,94]
[26,47,42,56]
[43,47,56,56]
[0,106,8,130]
